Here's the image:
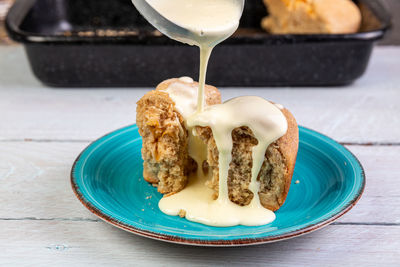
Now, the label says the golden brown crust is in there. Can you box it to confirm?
[136,90,190,194]
[262,0,361,34]
[195,104,299,211]
[259,107,298,211]
[137,79,298,211]
[136,78,221,194]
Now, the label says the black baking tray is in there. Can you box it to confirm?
[6,0,391,87]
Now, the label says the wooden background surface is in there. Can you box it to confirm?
[0,45,399,266]
[0,0,399,265]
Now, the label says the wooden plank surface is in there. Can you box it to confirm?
[0,221,398,266]
[1,46,400,265]
[0,142,399,224]
[0,46,400,143]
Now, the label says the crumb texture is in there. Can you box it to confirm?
[136,90,191,194]
[137,78,298,211]
[136,79,221,194]
[195,107,299,211]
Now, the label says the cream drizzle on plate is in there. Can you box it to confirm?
[160,80,288,227]
[142,0,288,226]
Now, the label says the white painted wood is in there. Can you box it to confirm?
[0,221,398,266]
[0,142,92,220]
[339,145,400,224]
[0,142,399,224]
[0,46,400,143]
[1,45,400,266]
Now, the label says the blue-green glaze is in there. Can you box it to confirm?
[71,125,365,246]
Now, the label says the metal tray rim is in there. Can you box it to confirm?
[6,0,391,45]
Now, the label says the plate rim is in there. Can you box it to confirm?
[71,124,365,247]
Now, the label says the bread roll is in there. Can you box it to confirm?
[137,79,299,211]
[262,0,362,34]
[136,78,221,194]
[194,105,299,211]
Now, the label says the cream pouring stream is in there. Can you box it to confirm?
[143,0,244,112]
[133,0,289,226]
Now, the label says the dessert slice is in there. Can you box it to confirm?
[262,0,362,34]
[194,105,298,211]
[136,78,221,194]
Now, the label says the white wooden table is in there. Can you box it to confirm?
[0,45,399,266]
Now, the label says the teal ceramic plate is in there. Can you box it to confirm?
[71,125,365,246]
